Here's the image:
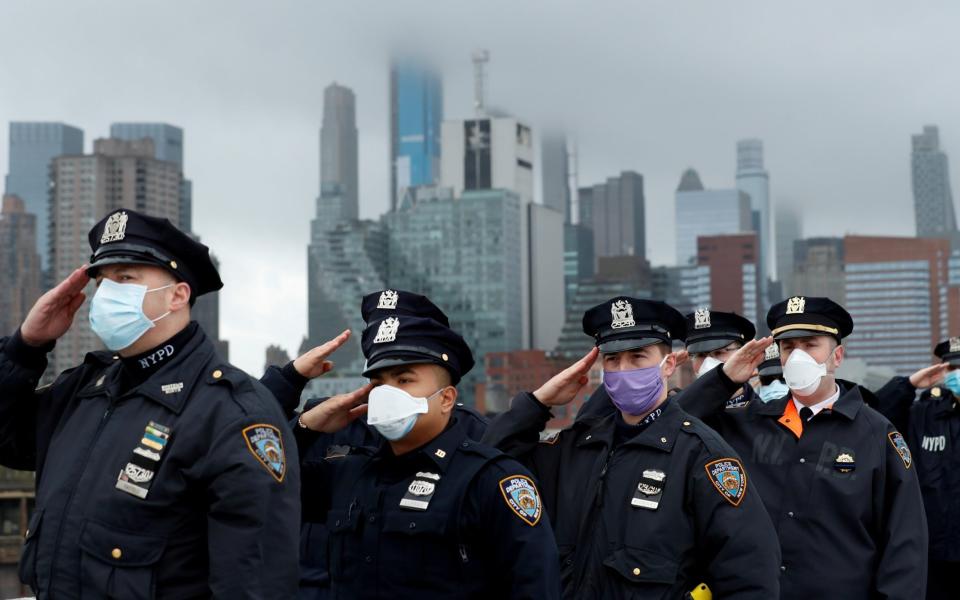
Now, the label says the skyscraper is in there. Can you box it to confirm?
[675,169,751,266]
[109,122,192,232]
[697,233,761,325]
[792,238,846,303]
[390,60,442,212]
[320,83,359,221]
[774,199,803,298]
[49,138,182,373]
[844,235,955,374]
[578,171,645,261]
[912,126,959,243]
[736,139,771,283]
[4,122,84,270]
[385,187,524,404]
[541,130,571,222]
[0,195,42,336]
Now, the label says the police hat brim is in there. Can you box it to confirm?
[86,243,179,279]
[943,356,960,367]
[362,354,457,382]
[772,328,836,341]
[598,337,665,354]
[758,361,783,376]
[686,338,742,355]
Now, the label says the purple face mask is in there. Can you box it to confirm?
[602,357,668,416]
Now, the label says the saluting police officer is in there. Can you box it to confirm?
[683,296,928,599]
[483,297,781,599]
[576,308,757,419]
[260,291,488,600]
[0,209,299,598]
[756,342,788,402]
[292,290,559,599]
[870,337,960,600]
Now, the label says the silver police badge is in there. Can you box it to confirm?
[631,469,666,510]
[786,296,806,315]
[374,317,400,343]
[377,290,399,310]
[950,337,960,353]
[694,308,711,330]
[400,472,440,510]
[610,299,635,329]
[100,211,128,244]
[764,344,780,361]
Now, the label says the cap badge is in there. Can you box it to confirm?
[764,344,780,361]
[786,296,806,315]
[610,299,636,329]
[950,337,960,353]
[374,317,400,344]
[100,211,129,244]
[694,308,711,330]
[377,290,399,310]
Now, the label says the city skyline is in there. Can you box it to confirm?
[3,1,960,375]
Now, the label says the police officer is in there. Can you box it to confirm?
[259,291,488,600]
[576,308,757,419]
[483,297,781,599]
[756,343,788,403]
[292,290,559,599]
[0,209,299,598]
[870,338,959,600]
[684,296,928,599]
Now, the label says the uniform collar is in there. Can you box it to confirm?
[757,379,864,421]
[77,325,216,414]
[577,398,683,453]
[932,391,960,418]
[376,415,469,474]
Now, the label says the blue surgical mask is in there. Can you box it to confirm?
[89,279,173,351]
[758,379,789,403]
[943,370,960,396]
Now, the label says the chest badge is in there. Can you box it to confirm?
[400,471,440,511]
[834,452,856,473]
[631,469,666,510]
[116,421,172,499]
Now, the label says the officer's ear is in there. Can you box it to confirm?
[169,281,192,312]
[831,341,845,370]
[438,386,458,415]
[658,345,677,379]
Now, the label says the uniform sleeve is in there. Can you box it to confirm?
[0,331,54,469]
[676,366,743,422]
[201,413,301,599]
[874,426,928,599]
[466,460,561,599]
[690,447,781,599]
[259,363,308,420]
[872,376,915,433]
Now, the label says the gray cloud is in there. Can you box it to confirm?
[2,0,958,373]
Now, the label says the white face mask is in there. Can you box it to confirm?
[696,356,723,379]
[783,348,829,397]
[367,384,442,441]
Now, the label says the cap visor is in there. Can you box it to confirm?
[773,328,832,341]
[362,354,439,378]
[758,364,783,376]
[686,338,738,354]
[945,356,960,367]
[598,337,663,354]
[86,255,173,277]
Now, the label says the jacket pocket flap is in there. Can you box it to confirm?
[79,519,166,567]
[381,511,448,535]
[602,546,678,584]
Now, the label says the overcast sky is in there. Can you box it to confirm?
[2,0,959,375]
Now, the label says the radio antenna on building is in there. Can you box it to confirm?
[472,49,489,117]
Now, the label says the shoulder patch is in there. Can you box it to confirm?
[704,458,747,507]
[498,475,543,526]
[888,431,912,469]
[242,424,286,482]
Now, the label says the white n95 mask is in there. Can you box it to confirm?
[367,385,440,441]
[783,349,828,397]
[696,356,723,379]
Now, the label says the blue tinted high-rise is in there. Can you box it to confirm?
[390,61,442,210]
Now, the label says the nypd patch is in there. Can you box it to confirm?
[499,475,543,526]
[242,424,286,482]
[888,431,912,469]
[705,458,747,507]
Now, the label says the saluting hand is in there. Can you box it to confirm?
[722,336,773,384]
[299,384,372,433]
[533,347,599,407]
[293,329,351,379]
[909,363,951,389]
[20,266,90,347]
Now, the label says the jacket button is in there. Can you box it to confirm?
[334,520,341,527]
[787,511,795,518]
[799,458,806,464]
[364,555,372,563]
[660,437,667,443]
[632,567,641,576]
[409,522,417,529]
[111,548,122,559]
[368,516,376,523]
[212,369,223,379]
[780,565,787,572]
